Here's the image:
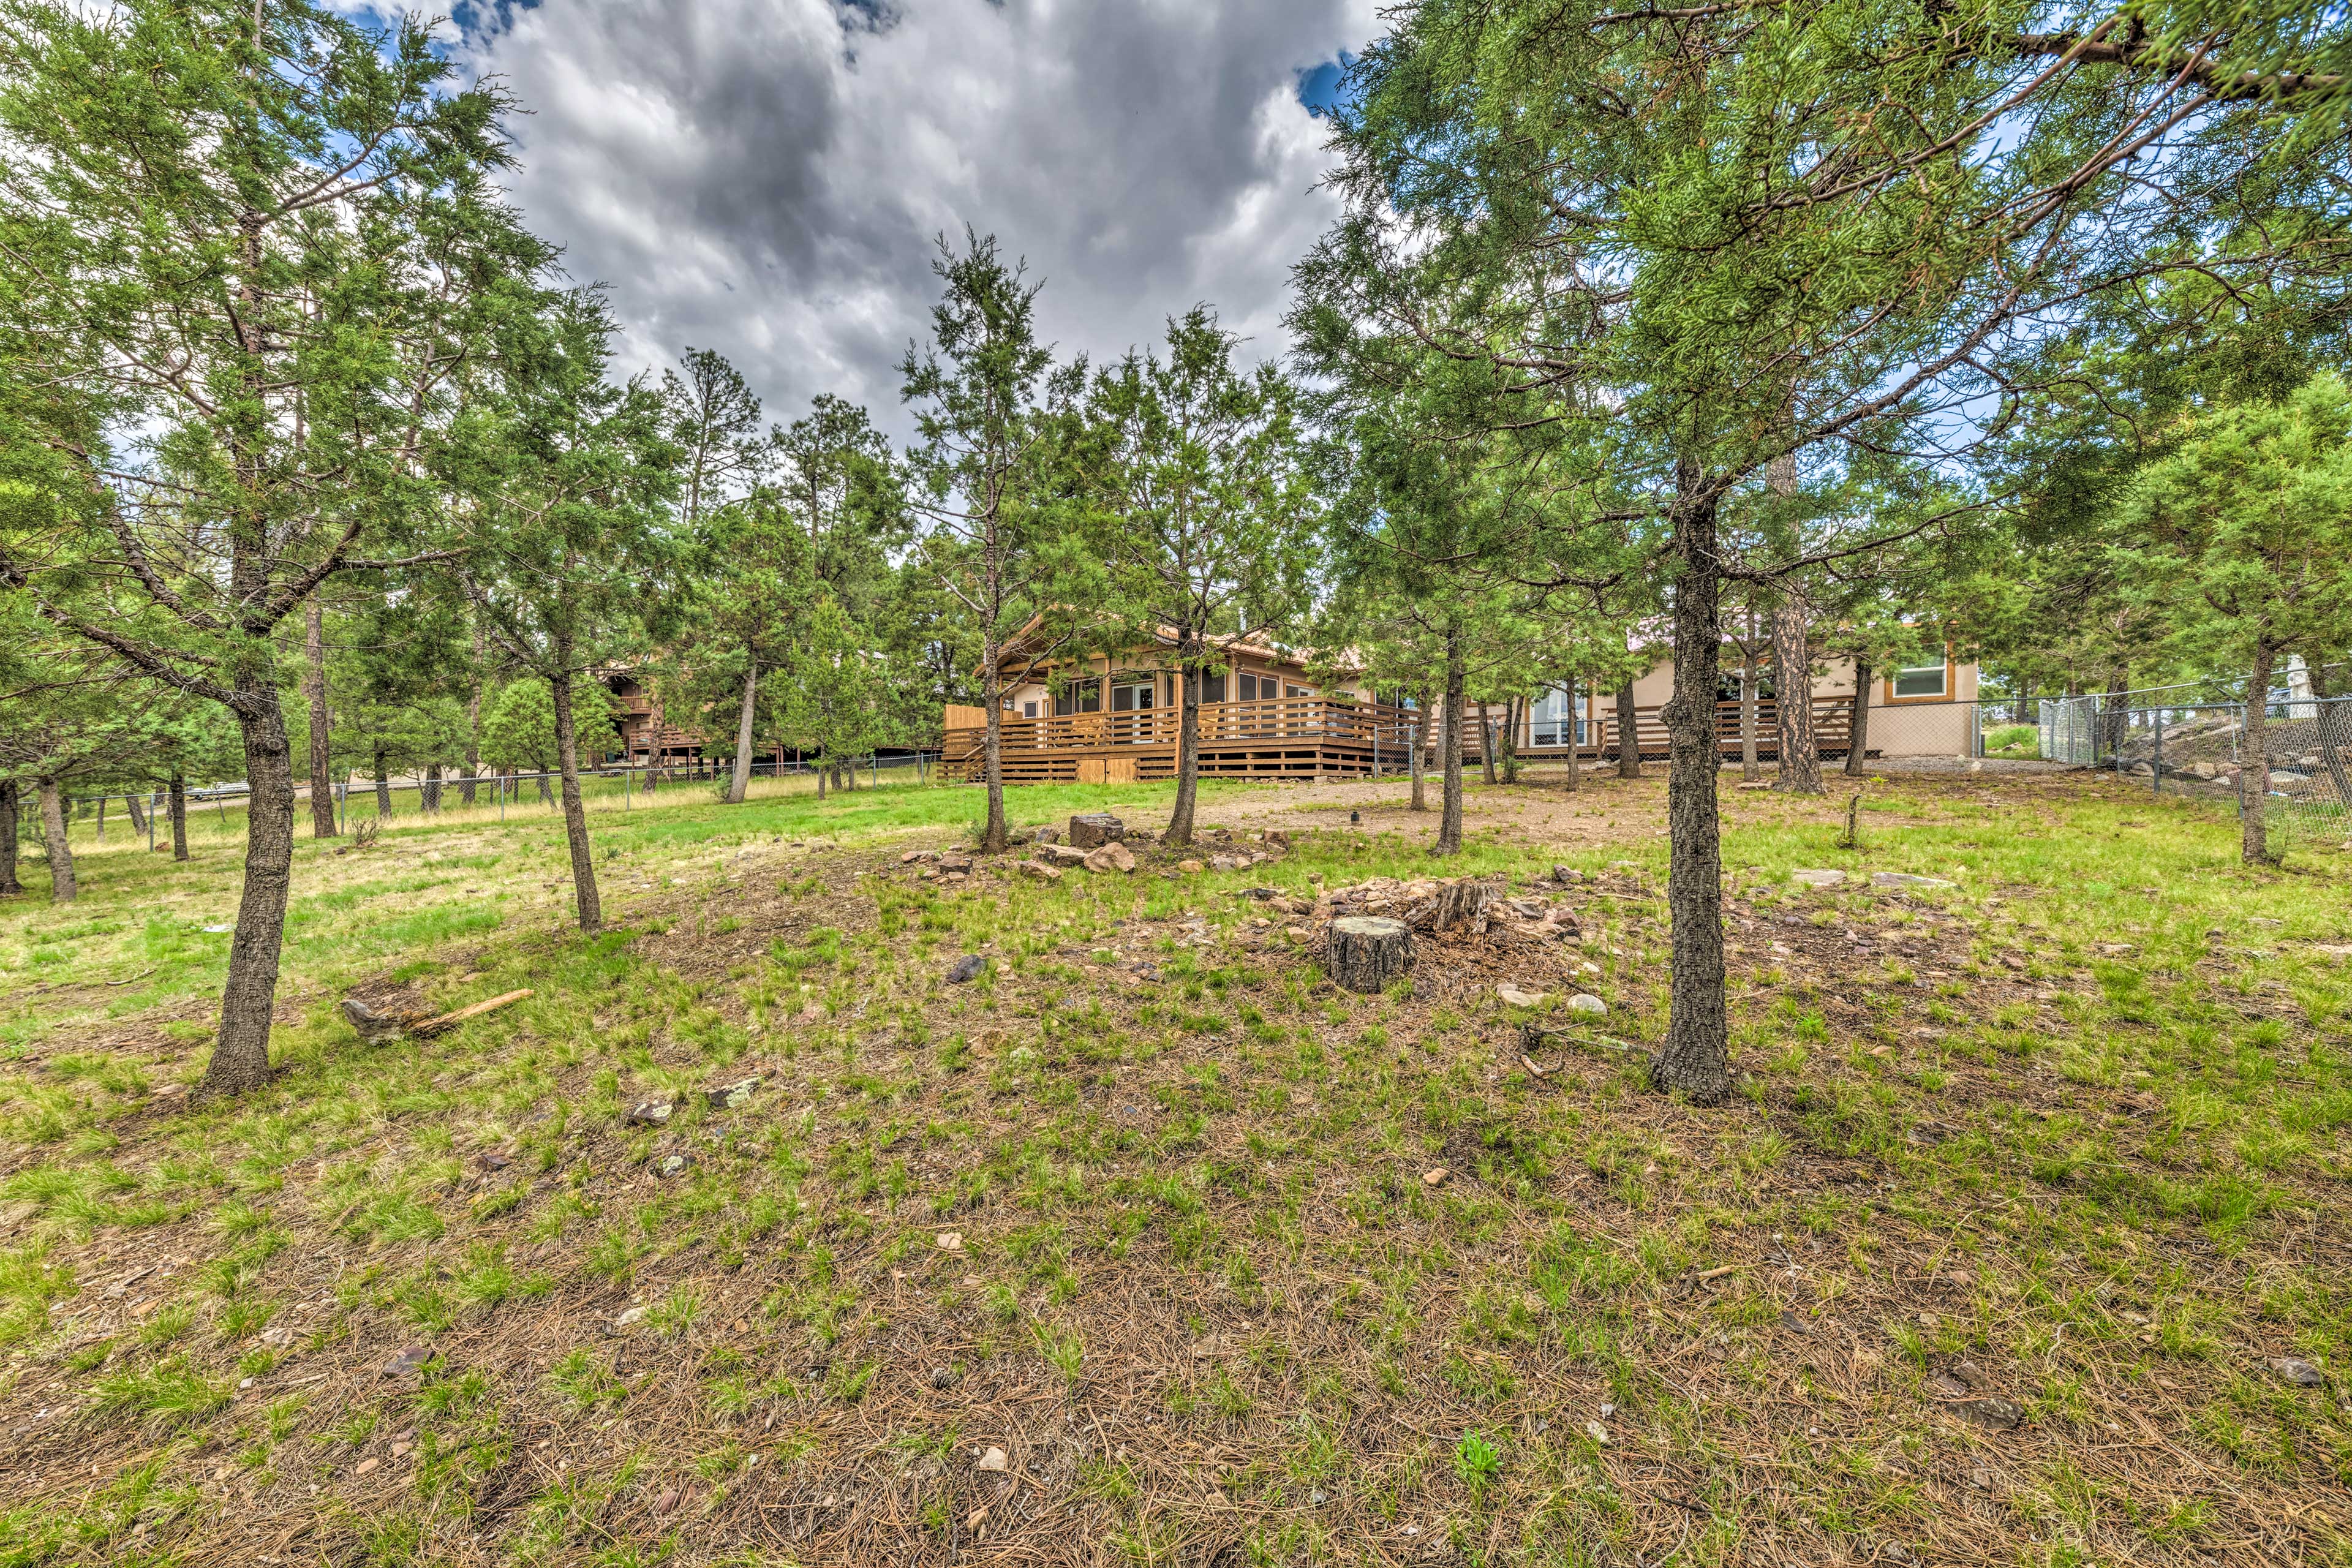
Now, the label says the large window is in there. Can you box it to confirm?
[1053,678,1101,716]
[1531,687,1579,747]
[1890,658,1948,699]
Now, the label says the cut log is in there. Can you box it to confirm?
[345,987,535,1044]
[1326,916,1414,993]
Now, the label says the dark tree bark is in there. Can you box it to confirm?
[1477,699,1498,784]
[96,794,107,843]
[1739,622,1762,782]
[1651,469,1732,1105]
[978,630,1009,853]
[460,622,483,807]
[372,750,391,818]
[126,791,147,835]
[168,773,187,861]
[1166,653,1203,846]
[1327,916,1414,993]
[726,659,759,805]
[2244,639,2278,865]
[1845,657,1873,777]
[1434,625,1466,854]
[2101,665,2129,760]
[548,669,603,930]
[1616,683,1642,778]
[36,778,75,903]
[1772,589,1822,794]
[304,595,337,837]
[423,760,443,813]
[200,691,298,1096]
[1499,695,1522,784]
[0,780,20,895]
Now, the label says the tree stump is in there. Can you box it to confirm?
[1069,813,1126,849]
[1327,916,1414,993]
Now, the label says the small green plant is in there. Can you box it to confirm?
[1453,1429,1502,1493]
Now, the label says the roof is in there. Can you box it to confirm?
[982,611,1362,680]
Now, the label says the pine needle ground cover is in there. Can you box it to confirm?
[0,769,2344,1567]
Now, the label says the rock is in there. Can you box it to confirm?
[1284,925,1308,941]
[613,1305,649,1329]
[946,954,988,984]
[654,1487,679,1515]
[1264,829,1291,849]
[381,1345,430,1378]
[1551,864,1582,883]
[1953,1397,2023,1431]
[975,1445,1009,1472]
[1019,861,1063,883]
[1790,869,1846,888]
[2272,1357,2326,1386]
[1422,1167,1448,1186]
[1028,826,1060,845]
[355,1457,380,1476]
[900,848,937,864]
[1327,916,1414,993]
[2190,761,2218,779]
[1039,843,1091,865]
[655,1153,696,1178]
[1178,859,1205,874]
[341,997,411,1044]
[1083,842,1137,873]
[1068,813,1126,849]
[1584,1420,1610,1445]
[1567,993,1607,1017]
[1208,854,1241,872]
[259,1324,295,1349]
[625,1099,674,1127]
[705,1076,761,1111]
[936,1232,964,1252]
[1498,984,1548,1008]
[1872,872,1955,889]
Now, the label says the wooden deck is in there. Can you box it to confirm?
[943,696,1866,783]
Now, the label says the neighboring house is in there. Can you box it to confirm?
[945,625,1983,784]
[1510,644,1980,761]
[603,671,707,769]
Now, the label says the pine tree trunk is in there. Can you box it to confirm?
[1651,466,1732,1105]
[1477,700,1497,784]
[1435,627,1466,855]
[199,695,297,1096]
[96,794,107,843]
[1166,652,1202,846]
[168,773,188,861]
[423,761,443,813]
[1409,687,1428,811]
[0,779,20,895]
[1500,695,1521,783]
[2244,640,2277,865]
[126,791,147,834]
[1772,590,1822,793]
[816,761,827,799]
[373,750,391,817]
[728,660,758,805]
[36,778,75,903]
[1563,674,1581,793]
[1845,657,1872,777]
[1616,683,1642,778]
[304,595,338,837]
[1740,639,1761,782]
[549,668,603,930]
[979,631,1009,853]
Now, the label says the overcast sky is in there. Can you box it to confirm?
[428,0,1377,440]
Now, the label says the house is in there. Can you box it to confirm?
[1506,644,1980,761]
[940,620,1982,784]
[602,672,706,769]
[941,619,1411,783]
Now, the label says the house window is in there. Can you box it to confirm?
[1532,687,1577,747]
[1022,701,1038,718]
[1285,683,1314,699]
[1891,658,1948,699]
[1716,662,1775,706]
[1054,679,1101,716]
[1238,673,1265,701]
[1110,676,1156,712]
[1201,673,1227,703]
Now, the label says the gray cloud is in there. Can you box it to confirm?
[456,0,1376,437]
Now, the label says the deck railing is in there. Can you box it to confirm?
[945,696,1419,757]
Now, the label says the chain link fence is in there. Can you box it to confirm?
[2043,687,2352,848]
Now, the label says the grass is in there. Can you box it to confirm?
[0,762,2345,1565]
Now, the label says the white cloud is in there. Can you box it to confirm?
[454,0,1378,436]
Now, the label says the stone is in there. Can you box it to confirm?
[2190,761,2218,779]
[706,1076,761,1111]
[614,1305,650,1329]
[1790,869,1846,888]
[625,1099,674,1127]
[341,997,410,1044]
[1178,859,1205,874]
[1551,865,1582,883]
[381,1345,430,1378]
[1498,984,1548,1008]
[1567,993,1608,1017]
[1208,854,1242,872]
[1029,826,1060,845]
[2272,1357,2326,1387]
[1327,916,1414,993]
[975,1445,1009,1472]
[1083,842,1137,873]
[655,1153,696,1178]
[1039,843,1091,865]
[1019,861,1063,883]
[1264,829,1291,849]
[1422,1167,1448,1186]
[946,954,988,984]
[936,1232,965,1252]
[900,849,937,864]
[354,1457,380,1476]
[1953,1397,2023,1431]
[1872,872,1955,889]
[1068,813,1126,849]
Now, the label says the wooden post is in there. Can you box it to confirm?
[1327,916,1414,994]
